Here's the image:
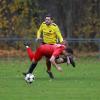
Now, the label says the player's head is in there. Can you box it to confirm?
[66,48,73,54]
[45,14,53,25]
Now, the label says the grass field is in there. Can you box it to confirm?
[0,57,100,100]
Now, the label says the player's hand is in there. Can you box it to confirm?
[36,38,43,44]
[36,38,42,41]
[56,66,62,72]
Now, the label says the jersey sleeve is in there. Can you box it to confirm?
[37,23,43,38]
[52,47,64,57]
[55,25,63,43]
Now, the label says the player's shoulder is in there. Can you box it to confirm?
[51,23,57,26]
[55,44,65,48]
[39,22,47,28]
[55,44,62,47]
[40,22,46,26]
[42,21,46,24]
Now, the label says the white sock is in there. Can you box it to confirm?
[67,56,70,64]
[26,46,29,48]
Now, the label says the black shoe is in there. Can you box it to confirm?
[69,57,76,67]
[24,41,31,46]
[46,71,54,79]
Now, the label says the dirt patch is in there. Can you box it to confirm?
[0,49,26,57]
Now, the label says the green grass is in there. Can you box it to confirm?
[0,57,100,100]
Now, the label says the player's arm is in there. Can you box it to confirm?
[36,23,43,40]
[50,56,62,72]
[55,25,63,43]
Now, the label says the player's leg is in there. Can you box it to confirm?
[23,46,43,76]
[46,58,54,79]
[24,41,35,61]
[25,48,43,75]
[23,41,36,75]
[46,58,51,72]
[26,47,34,61]
[23,44,36,75]
[23,62,37,76]
[68,55,75,67]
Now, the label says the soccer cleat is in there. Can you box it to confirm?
[69,56,76,67]
[46,71,54,79]
[24,41,31,46]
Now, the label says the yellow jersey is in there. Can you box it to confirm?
[37,22,63,44]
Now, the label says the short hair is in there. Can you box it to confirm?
[66,48,73,54]
[45,14,53,20]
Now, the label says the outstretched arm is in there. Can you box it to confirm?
[50,56,62,72]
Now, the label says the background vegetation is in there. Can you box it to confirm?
[0,0,100,51]
[0,0,100,38]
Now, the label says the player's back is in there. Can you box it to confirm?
[39,44,65,57]
[39,44,56,57]
[34,44,65,61]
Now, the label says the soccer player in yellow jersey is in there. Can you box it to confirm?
[36,14,64,79]
[37,15,63,44]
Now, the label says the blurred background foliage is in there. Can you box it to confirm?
[0,0,100,51]
[0,0,39,38]
[0,0,100,38]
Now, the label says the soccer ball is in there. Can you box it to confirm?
[24,73,35,83]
